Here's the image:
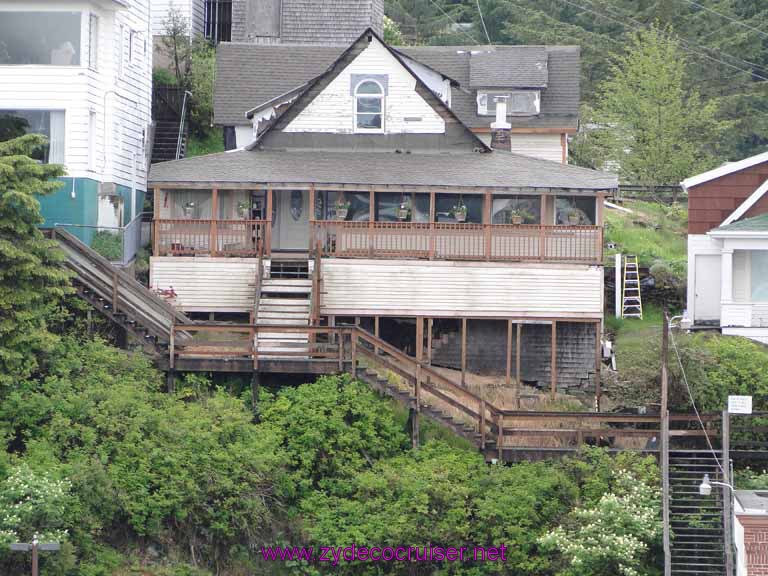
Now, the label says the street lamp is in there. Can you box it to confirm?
[699,473,735,496]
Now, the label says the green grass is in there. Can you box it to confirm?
[604,199,687,275]
[186,127,224,157]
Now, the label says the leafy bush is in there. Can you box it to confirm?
[91,230,123,261]
[153,67,178,86]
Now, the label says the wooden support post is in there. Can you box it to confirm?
[374,316,380,356]
[112,271,119,312]
[210,188,219,256]
[497,412,503,461]
[595,320,602,411]
[166,370,175,393]
[153,187,161,256]
[250,372,260,421]
[479,399,486,450]
[539,195,547,261]
[461,318,467,387]
[596,192,605,261]
[338,331,344,372]
[251,326,258,371]
[410,407,420,450]
[266,187,273,256]
[505,319,512,387]
[484,189,492,261]
[415,317,423,362]
[550,320,557,400]
[429,191,436,259]
[169,325,176,370]
[427,318,433,365]
[308,185,316,251]
[515,322,522,409]
[368,188,375,257]
[661,310,671,576]
[350,331,357,378]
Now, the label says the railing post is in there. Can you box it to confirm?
[480,399,486,450]
[338,331,344,372]
[266,187,273,257]
[169,324,175,370]
[539,225,546,262]
[350,330,357,378]
[112,271,119,312]
[251,326,258,371]
[497,412,504,461]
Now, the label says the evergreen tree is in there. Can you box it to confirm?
[591,26,727,199]
[0,134,71,388]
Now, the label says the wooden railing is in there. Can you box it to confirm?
[168,323,718,456]
[154,219,268,257]
[311,221,602,263]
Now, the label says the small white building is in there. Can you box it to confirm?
[0,0,152,233]
[683,151,768,343]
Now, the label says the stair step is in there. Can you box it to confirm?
[263,279,312,286]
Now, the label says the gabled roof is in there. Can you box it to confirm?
[249,27,489,153]
[214,42,580,130]
[710,213,768,235]
[720,178,768,227]
[469,48,548,88]
[681,150,768,190]
[149,148,618,190]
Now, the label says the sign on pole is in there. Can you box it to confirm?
[728,395,752,414]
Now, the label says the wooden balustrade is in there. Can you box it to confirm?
[155,219,267,256]
[311,221,602,263]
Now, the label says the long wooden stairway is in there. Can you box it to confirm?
[50,228,192,364]
[669,449,729,576]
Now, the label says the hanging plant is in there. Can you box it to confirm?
[334,198,351,220]
[567,208,581,225]
[451,202,468,222]
[236,201,249,218]
[397,201,411,221]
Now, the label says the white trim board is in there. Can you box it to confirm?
[720,178,768,227]
[681,150,768,191]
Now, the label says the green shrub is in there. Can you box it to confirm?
[91,230,122,261]
[152,67,177,86]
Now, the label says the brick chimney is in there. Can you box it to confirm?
[490,96,511,151]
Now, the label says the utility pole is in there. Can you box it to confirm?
[661,310,671,576]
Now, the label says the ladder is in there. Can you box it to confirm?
[622,255,643,319]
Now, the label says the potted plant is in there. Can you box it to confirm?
[567,209,581,225]
[237,201,249,218]
[510,209,524,225]
[397,202,411,221]
[183,201,196,218]
[451,202,468,223]
[334,199,351,220]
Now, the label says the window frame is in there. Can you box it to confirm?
[88,13,99,71]
[353,79,385,134]
[477,90,541,117]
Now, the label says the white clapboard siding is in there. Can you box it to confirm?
[0,3,151,194]
[477,132,565,163]
[285,37,445,135]
[150,257,260,312]
[320,259,602,318]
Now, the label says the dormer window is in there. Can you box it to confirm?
[355,80,384,132]
[478,90,540,116]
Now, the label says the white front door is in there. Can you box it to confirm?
[274,190,309,251]
[694,254,721,322]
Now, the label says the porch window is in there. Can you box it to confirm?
[218,189,251,219]
[375,192,429,222]
[751,251,768,302]
[555,196,596,225]
[492,195,540,224]
[0,12,82,65]
[326,191,370,221]
[0,110,65,163]
[170,189,212,219]
[435,194,483,223]
[355,80,384,132]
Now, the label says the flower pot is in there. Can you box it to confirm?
[397,208,410,221]
[454,212,467,223]
[335,207,348,220]
[511,214,523,225]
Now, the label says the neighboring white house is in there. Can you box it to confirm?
[0,0,152,234]
[682,150,768,343]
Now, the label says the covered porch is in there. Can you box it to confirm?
[152,184,606,264]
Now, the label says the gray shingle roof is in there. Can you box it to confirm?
[280,0,383,44]
[713,213,768,232]
[468,47,548,88]
[214,43,580,130]
[149,149,617,190]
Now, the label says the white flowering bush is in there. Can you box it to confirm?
[539,469,662,576]
[0,463,73,545]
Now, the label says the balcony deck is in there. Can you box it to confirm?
[154,218,602,264]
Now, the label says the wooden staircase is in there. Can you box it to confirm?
[669,449,729,576]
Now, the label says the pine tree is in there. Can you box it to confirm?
[0,134,71,387]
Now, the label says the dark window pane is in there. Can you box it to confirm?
[0,12,81,65]
[357,97,382,114]
[356,81,382,94]
[435,194,483,223]
[555,196,596,225]
[492,195,541,224]
[356,113,382,129]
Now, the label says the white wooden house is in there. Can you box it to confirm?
[0,0,152,235]
[683,150,768,343]
[149,29,617,400]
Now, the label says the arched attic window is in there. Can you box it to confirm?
[354,79,384,132]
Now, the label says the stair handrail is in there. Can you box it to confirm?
[176,90,193,160]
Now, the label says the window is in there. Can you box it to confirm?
[478,90,540,116]
[492,195,541,224]
[0,110,65,163]
[751,251,768,302]
[171,189,213,219]
[375,193,430,222]
[355,80,384,132]
[204,0,233,44]
[0,12,81,65]
[435,194,483,223]
[129,30,135,64]
[554,196,597,225]
[88,14,98,70]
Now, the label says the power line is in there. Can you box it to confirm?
[475,0,494,47]
[424,0,483,46]
[679,0,768,40]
